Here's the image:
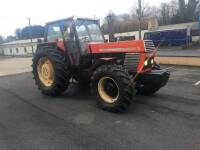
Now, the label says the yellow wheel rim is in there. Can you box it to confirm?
[98,77,119,104]
[37,57,55,87]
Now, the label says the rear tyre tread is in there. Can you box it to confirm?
[32,47,71,96]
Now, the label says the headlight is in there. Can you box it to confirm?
[144,60,148,66]
[151,59,154,64]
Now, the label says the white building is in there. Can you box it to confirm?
[0,47,3,55]
[105,22,199,42]
[0,38,43,56]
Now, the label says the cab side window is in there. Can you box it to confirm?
[47,24,63,42]
[60,23,75,42]
[60,22,78,50]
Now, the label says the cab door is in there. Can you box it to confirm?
[60,21,81,66]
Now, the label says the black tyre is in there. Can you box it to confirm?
[32,47,71,96]
[91,65,135,112]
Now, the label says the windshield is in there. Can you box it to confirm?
[75,19,104,43]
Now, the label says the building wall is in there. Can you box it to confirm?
[0,47,3,55]
[0,38,42,56]
[104,22,199,42]
[192,36,200,42]
[158,22,198,31]
[115,30,148,40]
[2,45,37,56]
[104,30,148,41]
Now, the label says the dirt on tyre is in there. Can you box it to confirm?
[32,47,71,96]
[91,65,135,112]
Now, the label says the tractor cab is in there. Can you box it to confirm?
[45,17,104,54]
[45,17,104,64]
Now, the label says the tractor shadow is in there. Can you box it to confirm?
[60,83,159,100]
[52,83,171,120]
[60,83,93,101]
[59,82,163,111]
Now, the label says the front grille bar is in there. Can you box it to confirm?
[124,53,140,72]
[144,40,155,52]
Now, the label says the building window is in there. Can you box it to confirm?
[0,48,3,54]
[24,47,27,53]
[16,48,19,53]
[9,48,12,53]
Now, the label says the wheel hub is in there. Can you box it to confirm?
[98,77,119,103]
[37,57,55,87]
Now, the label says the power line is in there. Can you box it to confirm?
[0,17,46,23]
[0,17,29,20]
[28,18,34,54]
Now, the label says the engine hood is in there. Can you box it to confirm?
[88,40,150,54]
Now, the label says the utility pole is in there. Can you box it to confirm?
[195,1,200,42]
[107,14,115,42]
[138,0,142,40]
[198,6,200,43]
[28,18,34,55]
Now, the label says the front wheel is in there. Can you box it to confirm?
[91,65,135,112]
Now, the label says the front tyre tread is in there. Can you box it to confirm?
[91,65,135,113]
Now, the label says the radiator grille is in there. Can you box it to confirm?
[124,53,140,72]
[144,40,155,52]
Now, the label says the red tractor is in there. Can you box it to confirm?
[32,17,170,112]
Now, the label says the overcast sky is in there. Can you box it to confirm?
[0,0,169,37]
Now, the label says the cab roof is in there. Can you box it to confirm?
[46,16,99,25]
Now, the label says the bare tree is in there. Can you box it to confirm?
[15,28,22,40]
[186,0,198,21]
[179,0,186,20]
[160,3,171,25]
[101,0,197,35]
[0,35,3,44]
[169,0,179,17]
[105,11,117,41]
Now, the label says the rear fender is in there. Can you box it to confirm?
[35,42,72,65]
[36,42,57,53]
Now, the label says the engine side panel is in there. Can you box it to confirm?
[89,40,146,54]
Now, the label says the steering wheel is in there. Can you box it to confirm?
[80,36,89,42]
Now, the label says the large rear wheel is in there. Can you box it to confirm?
[32,47,71,96]
[91,65,134,112]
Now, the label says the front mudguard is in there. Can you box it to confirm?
[135,69,170,95]
[136,69,170,87]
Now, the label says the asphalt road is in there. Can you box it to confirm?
[0,66,199,150]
